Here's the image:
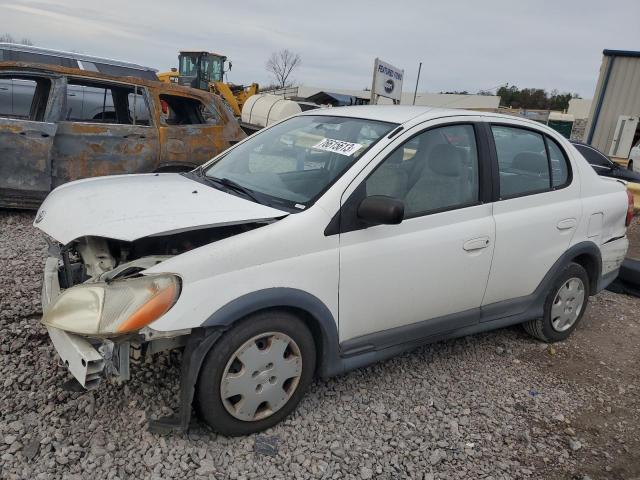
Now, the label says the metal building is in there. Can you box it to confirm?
[584,49,640,162]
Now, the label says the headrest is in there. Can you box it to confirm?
[512,152,547,175]
[386,146,405,164]
[428,144,463,177]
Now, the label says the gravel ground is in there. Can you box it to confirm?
[1,210,639,480]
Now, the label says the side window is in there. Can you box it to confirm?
[547,138,569,187]
[365,124,480,217]
[0,78,13,116]
[66,80,150,125]
[0,77,51,121]
[159,94,212,125]
[492,126,549,197]
[199,103,221,125]
[71,84,115,122]
[127,88,151,126]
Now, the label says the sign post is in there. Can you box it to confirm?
[371,58,404,105]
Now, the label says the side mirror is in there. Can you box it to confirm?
[357,196,405,225]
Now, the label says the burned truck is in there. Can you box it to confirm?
[0,61,245,208]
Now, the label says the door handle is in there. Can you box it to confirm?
[463,236,491,252]
[557,218,577,230]
[123,134,146,139]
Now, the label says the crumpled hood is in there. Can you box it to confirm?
[34,173,288,244]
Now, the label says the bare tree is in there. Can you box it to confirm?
[265,49,301,88]
[0,33,34,45]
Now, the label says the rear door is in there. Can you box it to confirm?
[156,93,228,171]
[482,121,580,312]
[52,78,159,186]
[0,74,60,207]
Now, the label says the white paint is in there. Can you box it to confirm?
[37,107,630,343]
[35,173,287,244]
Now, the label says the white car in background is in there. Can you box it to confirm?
[35,106,632,436]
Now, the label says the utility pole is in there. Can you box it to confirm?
[413,62,422,105]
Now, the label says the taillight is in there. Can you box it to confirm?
[626,189,634,227]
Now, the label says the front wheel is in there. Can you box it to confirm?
[523,262,590,342]
[196,310,316,436]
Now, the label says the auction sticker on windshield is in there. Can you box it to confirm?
[313,138,363,156]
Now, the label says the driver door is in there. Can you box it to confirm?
[337,119,495,349]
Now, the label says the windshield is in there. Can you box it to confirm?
[203,115,396,208]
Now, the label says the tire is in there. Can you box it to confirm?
[628,160,634,171]
[195,310,316,436]
[523,262,590,343]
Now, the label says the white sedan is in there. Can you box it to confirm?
[36,106,631,435]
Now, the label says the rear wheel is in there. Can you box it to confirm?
[523,262,589,342]
[196,310,316,436]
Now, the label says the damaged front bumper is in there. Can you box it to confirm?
[41,250,130,389]
[40,245,197,432]
[46,326,107,389]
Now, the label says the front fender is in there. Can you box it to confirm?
[202,287,341,378]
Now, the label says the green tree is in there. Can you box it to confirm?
[497,84,579,110]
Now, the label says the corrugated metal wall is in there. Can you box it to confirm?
[584,54,640,154]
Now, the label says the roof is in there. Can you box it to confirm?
[603,49,640,59]
[0,43,157,72]
[179,51,226,58]
[301,105,479,124]
[302,105,559,129]
[0,62,218,101]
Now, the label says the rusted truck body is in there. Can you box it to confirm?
[0,62,246,209]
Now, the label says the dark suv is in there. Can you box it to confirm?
[0,62,245,209]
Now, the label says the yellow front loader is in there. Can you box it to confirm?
[158,51,258,117]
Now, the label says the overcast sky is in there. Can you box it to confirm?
[2,0,639,98]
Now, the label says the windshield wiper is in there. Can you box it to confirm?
[205,176,261,203]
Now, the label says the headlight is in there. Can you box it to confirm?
[42,274,180,335]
